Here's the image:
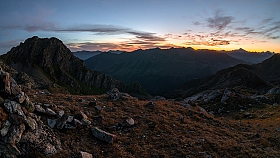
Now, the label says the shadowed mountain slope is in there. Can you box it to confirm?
[85,47,247,94]
[0,36,147,97]
[167,54,280,98]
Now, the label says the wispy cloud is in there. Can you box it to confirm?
[180,9,280,47]
[206,10,234,31]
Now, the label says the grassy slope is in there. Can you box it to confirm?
[29,92,280,158]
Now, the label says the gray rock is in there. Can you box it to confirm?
[79,151,93,158]
[46,108,57,116]
[221,89,234,103]
[58,110,65,118]
[35,104,46,113]
[47,119,57,129]
[107,88,121,100]
[10,77,21,96]
[0,120,11,136]
[91,127,116,144]
[56,114,69,129]
[3,101,24,116]
[120,117,135,127]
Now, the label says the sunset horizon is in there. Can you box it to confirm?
[1,0,279,54]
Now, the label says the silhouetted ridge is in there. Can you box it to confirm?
[85,47,247,94]
[0,36,147,97]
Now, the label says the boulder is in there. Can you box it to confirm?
[4,101,25,116]
[20,123,62,156]
[91,127,116,144]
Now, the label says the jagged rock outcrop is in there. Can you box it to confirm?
[0,36,148,97]
[0,70,61,157]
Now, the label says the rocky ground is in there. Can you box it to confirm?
[29,90,280,157]
[0,71,280,158]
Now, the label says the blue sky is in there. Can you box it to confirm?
[0,0,279,54]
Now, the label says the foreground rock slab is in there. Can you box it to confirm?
[91,127,116,144]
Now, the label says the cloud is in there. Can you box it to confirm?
[206,10,234,31]
[56,24,129,35]
[179,9,280,48]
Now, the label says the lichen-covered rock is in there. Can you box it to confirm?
[25,116,37,130]
[20,123,62,156]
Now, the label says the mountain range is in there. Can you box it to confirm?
[0,36,147,97]
[73,50,124,60]
[84,47,249,94]
[167,53,280,99]
[226,48,274,64]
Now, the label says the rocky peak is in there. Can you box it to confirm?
[0,36,148,97]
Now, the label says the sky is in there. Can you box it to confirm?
[0,0,279,54]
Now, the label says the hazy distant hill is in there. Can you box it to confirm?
[73,50,124,60]
[85,47,247,94]
[168,54,280,98]
[225,48,274,64]
[0,36,147,97]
